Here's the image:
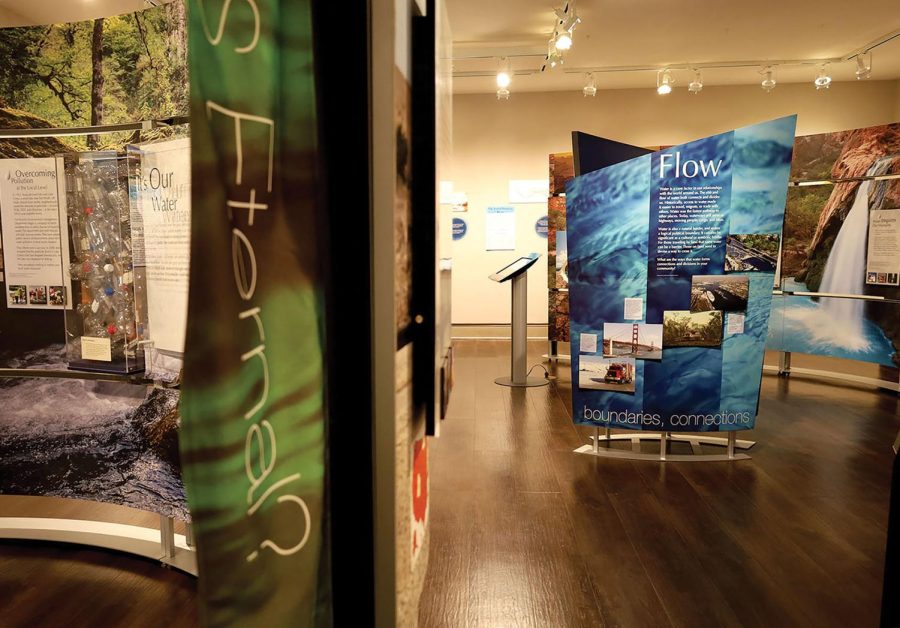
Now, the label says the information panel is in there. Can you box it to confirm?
[0,158,69,309]
[485,206,515,250]
[135,138,191,352]
[567,116,796,432]
[867,209,900,286]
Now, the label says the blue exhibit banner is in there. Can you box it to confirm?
[567,116,797,432]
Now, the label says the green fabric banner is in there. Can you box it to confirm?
[181,1,328,625]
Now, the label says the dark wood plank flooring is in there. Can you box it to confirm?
[0,340,896,627]
[419,340,899,627]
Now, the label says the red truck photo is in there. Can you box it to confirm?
[604,362,634,385]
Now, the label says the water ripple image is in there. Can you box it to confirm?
[0,345,188,520]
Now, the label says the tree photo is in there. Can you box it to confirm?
[0,1,187,152]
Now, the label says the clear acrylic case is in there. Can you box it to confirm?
[61,151,146,373]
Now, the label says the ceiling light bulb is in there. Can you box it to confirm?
[814,64,832,90]
[555,31,573,51]
[496,57,511,88]
[657,69,673,95]
[583,73,597,97]
[688,70,703,94]
[761,66,776,92]
[855,52,872,79]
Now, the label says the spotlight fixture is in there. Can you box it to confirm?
[496,57,511,89]
[656,69,673,95]
[814,64,832,90]
[543,37,564,71]
[554,1,581,51]
[760,66,776,93]
[688,69,703,94]
[496,56,511,99]
[583,72,597,97]
[855,51,872,79]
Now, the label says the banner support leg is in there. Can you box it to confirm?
[660,431,669,461]
[727,431,736,460]
[779,351,792,375]
[160,515,175,558]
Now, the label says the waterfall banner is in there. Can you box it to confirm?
[568,116,796,432]
[768,122,900,368]
[181,0,329,624]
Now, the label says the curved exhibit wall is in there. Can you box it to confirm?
[0,2,189,520]
[449,81,900,327]
[767,123,900,370]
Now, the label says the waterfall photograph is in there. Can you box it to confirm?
[772,123,900,367]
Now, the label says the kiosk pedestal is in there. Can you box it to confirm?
[490,253,548,388]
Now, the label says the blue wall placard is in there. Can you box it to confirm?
[535,215,549,238]
[452,217,467,241]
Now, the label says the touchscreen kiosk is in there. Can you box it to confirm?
[489,254,540,283]
[490,253,548,388]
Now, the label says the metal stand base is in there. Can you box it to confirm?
[0,516,198,576]
[494,376,549,388]
[575,430,753,462]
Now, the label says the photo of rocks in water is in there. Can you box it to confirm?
[0,344,188,520]
[774,122,900,367]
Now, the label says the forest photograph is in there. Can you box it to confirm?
[0,1,186,152]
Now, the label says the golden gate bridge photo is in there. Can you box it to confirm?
[602,322,663,360]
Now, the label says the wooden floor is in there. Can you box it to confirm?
[419,340,899,627]
[0,339,896,627]
[0,497,197,628]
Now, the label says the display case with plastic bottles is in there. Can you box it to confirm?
[62,151,145,373]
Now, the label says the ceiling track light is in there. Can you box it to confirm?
[814,63,832,90]
[583,72,597,97]
[856,51,872,79]
[553,1,580,52]
[496,57,511,100]
[543,37,564,71]
[760,65,776,92]
[656,68,673,95]
[688,69,703,94]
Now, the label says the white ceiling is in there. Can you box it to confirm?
[446,0,900,93]
[0,0,173,27]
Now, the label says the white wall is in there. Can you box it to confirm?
[448,79,900,325]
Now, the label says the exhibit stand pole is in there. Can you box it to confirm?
[495,271,548,388]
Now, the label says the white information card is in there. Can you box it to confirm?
[580,332,597,353]
[866,209,900,286]
[624,298,644,320]
[136,138,192,353]
[485,206,516,251]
